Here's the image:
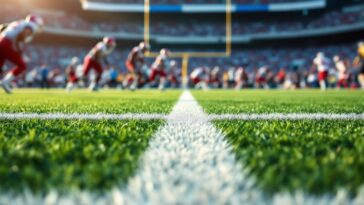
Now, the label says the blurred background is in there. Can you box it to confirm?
[0,0,363,89]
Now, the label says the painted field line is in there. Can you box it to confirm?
[0,113,167,120]
[1,112,364,121]
[208,113,364,120]
[115,90,265,204]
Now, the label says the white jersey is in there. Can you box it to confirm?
[190,67,205,79]
[87,42,113,61]
[335,60,347,80]
[314,56,330,72]
[1,20,35,42]
[235,68,245,82]
[152,54,169,71]
[257,66,268,78]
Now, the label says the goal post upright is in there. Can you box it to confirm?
[144,0,232,88]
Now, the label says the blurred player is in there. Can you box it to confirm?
[275,68,286,88]
[190,66,209,90]
[235,66,248,90]
[168,60,180,88]
[82,37,116,91]
[354,42,364,89]
[313,52,330,91]
[125,42,150,91]
[208,66,222,89]
[255,66,269,89]
[149,49,170,91]
[0,14,44,94]
[333,55,348,88]
[66,57,80,92]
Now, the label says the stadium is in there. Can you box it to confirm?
[0,0,364,204]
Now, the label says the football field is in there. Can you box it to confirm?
[0,89,364,205]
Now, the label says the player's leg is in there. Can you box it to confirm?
[235,79,242,90]
[126,61,139,91]
[66,82,75,93]
[130,70,140,91]
[358,74,364,89]
[149,69,157,82]
[66,75,78,93]
[318,71,327,91]
[82,56,93,80]
[0,38,27,94]
[158,70,167,91]
[0,58,4,77]
[90,61,103,91]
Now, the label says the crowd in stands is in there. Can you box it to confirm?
[2,42,363,90]
[86,0,319,5]
[43,7,364,36]
[1,5,363,37]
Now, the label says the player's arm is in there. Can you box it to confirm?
[0,23,8,33]
[103,57,110,66]
[353,56,361,67]
[15,27,33,52]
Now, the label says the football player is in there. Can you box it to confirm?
[168,60,180,88]
[66,57,80,92]
[354,42,364,89]
[0,14,44,94]
[235,66,248,90]
[149,49,170,91]
[255,66,269,89]
[313,52,330,91]
[190,66,209,90]
[208,66,222,89]
[82,37,116,91]
[125,42,150,90]
[333,55,348,88]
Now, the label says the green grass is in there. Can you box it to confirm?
[193,90,364,114]
[0,89,181,113]
[0,119,162,193]
[216,120,364,196]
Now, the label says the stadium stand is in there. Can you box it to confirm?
[1,5,363,36]
[85,0,320,5]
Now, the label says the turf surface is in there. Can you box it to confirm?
[193,90,364,114]
[0,89,181,114]
[215,120,364,196]
[0,119,162,193]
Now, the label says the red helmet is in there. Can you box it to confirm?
[103,37,116,47]
[25,14,44,32]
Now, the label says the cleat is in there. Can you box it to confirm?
[88,82,99,92]
[0,81,12,94]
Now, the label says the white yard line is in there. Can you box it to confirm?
[115,90,265,204]
[1,112,364,121]
[208,113,364,120]
[0,113,167,120]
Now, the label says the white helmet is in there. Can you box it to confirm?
[170,60,177,67]
[139,42,150,51]
[25,14,44,33]
[358,42,364,48]
[103,37,116,47]
[71,57,79,65]
[333,55,340,63]
[160,48,170,57]
[317,52,325,58]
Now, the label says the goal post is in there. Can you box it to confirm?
[144,0,232,87]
